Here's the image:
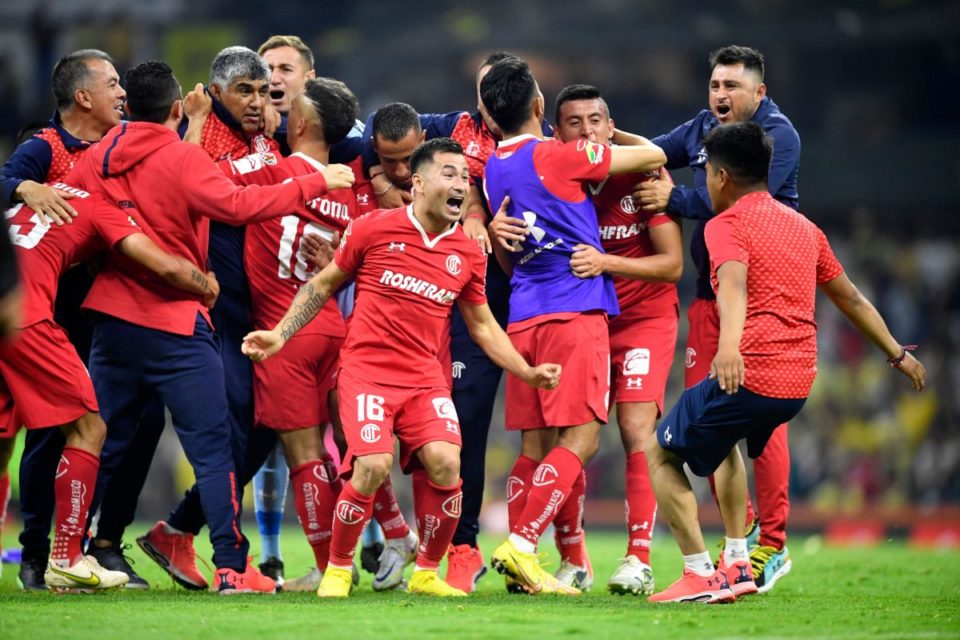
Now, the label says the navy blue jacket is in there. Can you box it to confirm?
[0,112,93,209]
[652,97,800,299]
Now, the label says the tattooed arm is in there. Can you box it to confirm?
[116,233,218,306]
[242,260,351,362]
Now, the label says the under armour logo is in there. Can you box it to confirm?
[626,378,643,389]
[512,211,546,250]
[389,242,405,252]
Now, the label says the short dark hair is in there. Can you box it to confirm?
[372,102,421,142]
[302,77,359,145]
[709,45,765,81]
[125,61,182,124]
[554,83,609,124]
[51,49,115,111]
[410,137,463,175]
[480,57,536,136]
[478,51,516,73]
[703,122,772,185]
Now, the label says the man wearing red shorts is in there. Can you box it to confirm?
[1,185,216,590]
[479,58,666,596]
[242,137,561,598]
[552,84,683,594]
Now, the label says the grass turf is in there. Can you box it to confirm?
[0,526,957,639]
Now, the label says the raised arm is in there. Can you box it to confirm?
[819,272,925,391]
[608,142,666,175]
[241,260,351,361]
[457,300,560,389]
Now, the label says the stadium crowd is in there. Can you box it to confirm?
[0,34,932,603]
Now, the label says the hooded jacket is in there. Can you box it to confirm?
[66,121,329,336]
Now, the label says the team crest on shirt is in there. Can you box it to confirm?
[446,254,462,275]
[253,135,271,153]
[623,348,651,375]
[620,195,639,214]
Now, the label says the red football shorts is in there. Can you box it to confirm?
[684,297,720,389]
[0,320,98,437]
[609,306,679,415]
[336,367,462,476]
[254,332,342,431]
[505,311,610,430]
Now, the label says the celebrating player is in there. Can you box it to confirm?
[1,186,217,591]
[647,122,925,604]
[242,137,562,598]
[551,84,682,594]
[479,57,665,595]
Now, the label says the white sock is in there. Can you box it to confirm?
[509,533,536,554]
[723,537,748,565]
[413,564,435,573]
[683,551,715,577]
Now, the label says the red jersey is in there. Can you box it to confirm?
[334,205,487,388]
[220,151,373,336]
[66,122,332,336]
[592,172,679,319]
[5,185,141,328]
[705,192,843,399]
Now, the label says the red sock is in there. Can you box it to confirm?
[512,447,582,547]
[624,451,657,564]
[411,469,462,570]
[0,471,10,532]
[708,472,756,532]
[553,469,586,565]
[373,475,410,540]
[328,481,374,568]
[52,447,99,564]
[506,455,539,532]
[290,459,339,571]
[755,423,790,549]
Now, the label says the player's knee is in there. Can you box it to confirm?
[422,451,460,486]
[353,453,392,492]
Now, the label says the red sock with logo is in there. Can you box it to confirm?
[506,455,539,532]
[553,469,586,566]
[624,451,657,564]
[373,475,411,540]
[290,459,339,570]
[411,469,462,570]
[52,447,99,564]
[512,447,582,547]
[327,481,374,569]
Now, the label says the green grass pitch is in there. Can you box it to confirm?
[1,526,957,639]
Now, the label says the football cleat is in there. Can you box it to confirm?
[258,556,285,585]
[607,556,655,596]
[216,562,277,595]
[505,575,533,594]
[750,545,791,594]
[87,542,149,589]
[360,520,385,574]
[317,565,354,598]
[136,520,208,590]
[444,544,487,593]
[372,531,417,592]
[282,567,321,592]
[718,556,758,597]
[18,555,49,591]
[407,569,467,597]
[648,568,735,604]
[44,555,130,591]
[555,559,594,591]
[490,539,580,596]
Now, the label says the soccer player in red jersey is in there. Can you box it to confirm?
[552,84,683,595]
[647,122,925,604]
[1,185,217,590]
[481,57,665,596]
[242,137,562,598]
